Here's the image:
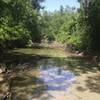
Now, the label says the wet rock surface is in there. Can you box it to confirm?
[0,68,12,100]
[0,82,11,100]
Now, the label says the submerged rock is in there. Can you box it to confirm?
[2,92,11,100]
[0,83,9,93]
[0,67,7,74]
[0,83,11,100]
[0,92,11,100]
[0,74,5,82]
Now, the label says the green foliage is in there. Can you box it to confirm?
[41,1,100,51]
[0,0,45,50]
[79,0,100,51]
[41,8,81,50]
[0,0,100,52]
[0,24,31,48]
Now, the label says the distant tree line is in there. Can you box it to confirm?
[41,0,100,51]
[0,0,100,52]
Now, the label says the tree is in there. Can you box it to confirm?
[79,0,100,51]
[60,5,64,14]
[0,0,45,51]
[32,0,45,11]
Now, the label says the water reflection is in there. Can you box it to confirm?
[0,48,82,99]
[39,66,75,91]
[9,64,75,100]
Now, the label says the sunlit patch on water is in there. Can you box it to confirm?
[39,66,75,91]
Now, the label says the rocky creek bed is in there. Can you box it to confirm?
[0,48,100,100]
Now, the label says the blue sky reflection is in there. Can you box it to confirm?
[39,66,75,91]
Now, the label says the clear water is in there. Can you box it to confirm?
[0,48,92,100]
[10,65,75,100]
[39,66,75,91]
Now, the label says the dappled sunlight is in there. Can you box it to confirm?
[9,64,76,99]
[10,70,47,100]
[0,0,100,99]
[0,48,100,100]
[85,74,100,93]
[12,48,66,58]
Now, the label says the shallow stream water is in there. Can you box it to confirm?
[0,48,91,100]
